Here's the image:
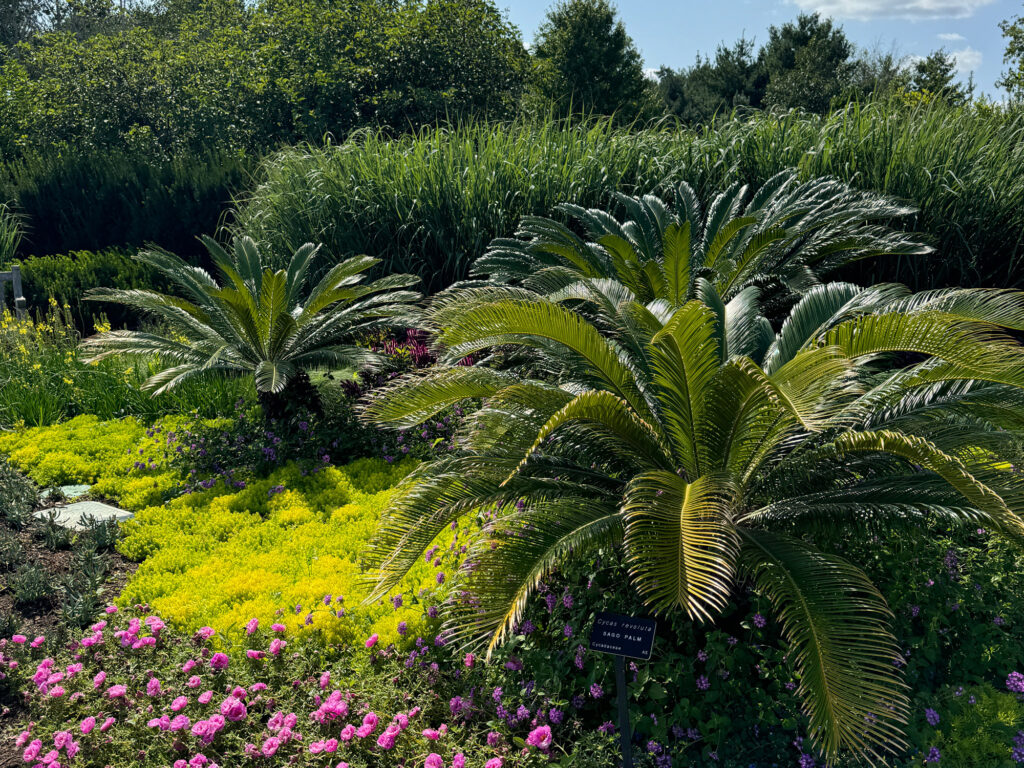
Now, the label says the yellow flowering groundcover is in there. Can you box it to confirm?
[117,459,458,649]
[0,416,460,651]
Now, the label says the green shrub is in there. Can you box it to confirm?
[0,0,527,160]
[15,249,168,329]
[0,149,251,260]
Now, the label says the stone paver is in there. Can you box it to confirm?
[42,484,91,501]
[35,500,133,530]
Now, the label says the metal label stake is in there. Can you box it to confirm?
[588,612,657,768]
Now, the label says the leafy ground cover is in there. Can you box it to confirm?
[0,416,455,649]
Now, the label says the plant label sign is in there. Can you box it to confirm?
[588,612,656,660]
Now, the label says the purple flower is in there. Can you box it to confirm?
[589,683,604,699]
[753,613,766,628]
[925,708,940,726]
[924,746,941,763]
[1009,672,1024,694]
[597,721,615,735]
[696,675,710,691]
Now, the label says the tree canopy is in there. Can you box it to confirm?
[529,0,651,120]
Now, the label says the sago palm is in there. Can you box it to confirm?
[473,170,930,304]
[81,236,420,416]
[362,275,1024,762]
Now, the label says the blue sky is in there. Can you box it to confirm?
[500,0,1020,96]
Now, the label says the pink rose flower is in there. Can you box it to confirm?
[425,753,444,768]
[209,653,229,671]
[365,634,379,649]
[107,684,127,699]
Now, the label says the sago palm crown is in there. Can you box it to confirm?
[82,236,420,415]
[362,219,1024,762]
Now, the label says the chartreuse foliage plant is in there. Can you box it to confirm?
[365,266,1024,761]
[0,414,207,509]
[81,235,420,410]
[116,458,462,650]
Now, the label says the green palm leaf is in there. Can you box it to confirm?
[739,530,908,762]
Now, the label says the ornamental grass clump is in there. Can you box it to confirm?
[364,199,1024,762]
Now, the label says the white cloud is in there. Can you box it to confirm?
[787,0,996,21]
[950,46,982,73]
[937,32,966,41]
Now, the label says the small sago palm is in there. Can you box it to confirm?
[362,274,1024,762]
[473,170,931,304]
[81,236,420,416]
